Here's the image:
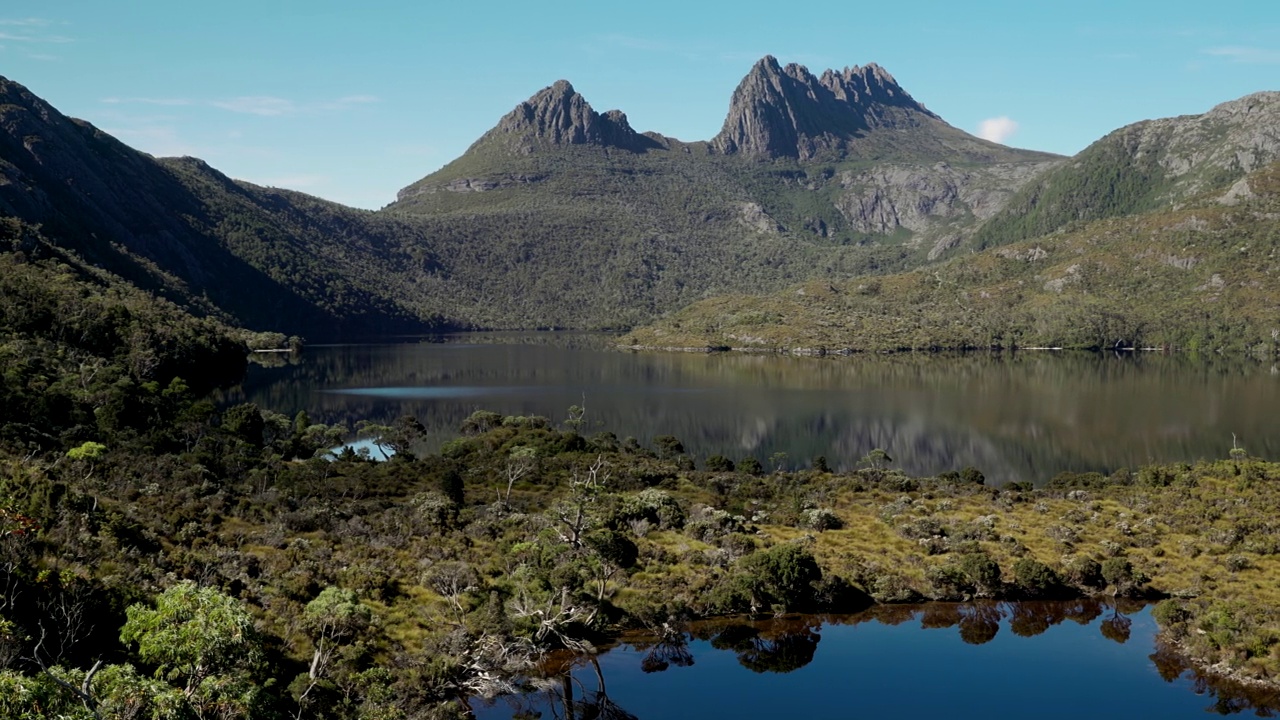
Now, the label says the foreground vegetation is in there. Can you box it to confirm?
[6,216,1280,717]
[7,387,1280,717]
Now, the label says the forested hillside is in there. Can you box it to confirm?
[971,92,1280,250]
[625,162,1280,356]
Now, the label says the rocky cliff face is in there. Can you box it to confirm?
[477,80,661,155]
[1131,91,1280,194]
[835,161,1058,258]
[711,56,937,159]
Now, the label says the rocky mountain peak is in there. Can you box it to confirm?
[712,56,940,160]
[481,80,657,154]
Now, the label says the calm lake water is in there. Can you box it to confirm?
[470,602,1280,719]
[228,334,1280,484]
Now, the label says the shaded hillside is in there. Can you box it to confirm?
[0,218,247,451]
[971,92,1280,250]
[0,76,444,339]
[624,162,1280,357]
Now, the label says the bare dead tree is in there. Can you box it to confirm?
[500,446,538,503]
[31,625,104,720]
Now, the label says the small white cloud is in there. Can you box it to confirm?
[0,18,51,27]
[977,116,1019,144]
[212,96,296,116]
[1204,46,1280,65]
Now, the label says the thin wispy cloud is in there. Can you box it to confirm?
[0,31,72,43]
[977,116,1019,144]
[212,96,296,116]
[316,95,379,111]
[103,94,378,116]
[1204,46,1280,65]
[0,19,73,44]
[102,124,202,158]
[102,97,197,107]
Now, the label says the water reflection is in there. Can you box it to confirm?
[473,601,1280,719]
[227,336,1280,484]
[701,618,822,674]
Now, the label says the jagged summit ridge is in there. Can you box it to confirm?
[712,55,940,159]
[480,79,658,154]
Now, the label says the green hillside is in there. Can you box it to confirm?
[971,92,1280,250]
[624,162,1280,357]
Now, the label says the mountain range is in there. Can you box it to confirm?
[1,58,1277,347]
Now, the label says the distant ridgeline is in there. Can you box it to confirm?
[1,66,1279,350]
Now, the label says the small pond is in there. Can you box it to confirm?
[471,601,1280,719]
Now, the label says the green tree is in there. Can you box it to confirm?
[652,435,684,460]
[119,582,267,719]
[704,455,735,472]
[1012,558,1061,597]
[295,587,374,715]
[722,544,823,613]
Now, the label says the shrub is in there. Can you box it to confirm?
[801,508,843,531]
[1063,556,1104,589]
[1100,557,1147,595]
[958,553,1002,596]
[1012,558,1061,597]
[653,435,685,459]
[704,455,735,472]
[718,543,823,613]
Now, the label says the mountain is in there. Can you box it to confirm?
[475,79,663,154]
[386,58,1059,328]
[0,61,1060,335]
[972,92,1280,249]
[623,161,1280,357]
[710,56,1029,164]
[4,61,1273,340]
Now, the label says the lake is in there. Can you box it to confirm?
[227,335,1280,484]
[469,601,1280,719]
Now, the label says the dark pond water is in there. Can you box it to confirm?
[471,602,1280,719]
[226,334,1280,485]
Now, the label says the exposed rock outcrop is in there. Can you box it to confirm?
[711,56,937,159]
[478,80,661,154]
[833,160,1059,255]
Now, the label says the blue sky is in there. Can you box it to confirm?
[3,1,1277,209]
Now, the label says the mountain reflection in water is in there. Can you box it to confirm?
[472,601,1280,719]
[228,336,1280,485]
